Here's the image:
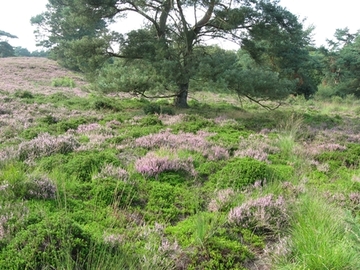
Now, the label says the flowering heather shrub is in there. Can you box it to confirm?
[235,134,279,163]
[76,123,103,134]
[0,146,17,164]
[0,202,28,240]
[138,222,183,269]
[158,114,185,125]
[135,151,196,177]
[228,194,288,234]
[17,132,80,161]
[25,175,57,199]
[134,129,229,161]
[208,188,236,212]
[304,142,347,156]
[93,164,129,181]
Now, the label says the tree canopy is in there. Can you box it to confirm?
[319,28,360,97]
[32,0,314,107]
[0,30,18,58]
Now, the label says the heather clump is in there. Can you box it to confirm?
[234,134,279,163]
[93,163,129,181]
[208,188,236,212]
[135,151,196,177]
[315,143,360,169]
[133,222,184,269]
[228,194,288,235]
[134,129,229,161]
[6,174,58,200]
[0,201,29,240]
[17,132,80,162]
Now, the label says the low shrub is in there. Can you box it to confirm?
[316,143,360,170]
[93,98,122,111]
[145,181,199,223]
[165,212,253,269]
[62,150,121,182]
[51,76,76,88]
[228,194,288,235]
[209,158,278,190]
[14,90,34,99]
[135,152,196,178]
[17,133,79,162]
[0,214,91,269]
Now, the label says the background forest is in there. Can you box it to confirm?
[0,0,360,269]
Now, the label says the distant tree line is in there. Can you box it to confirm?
[0,29,48,58]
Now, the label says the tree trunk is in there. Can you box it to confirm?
[174,83,189,108]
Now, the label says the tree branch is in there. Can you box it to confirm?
[243,94,283,110]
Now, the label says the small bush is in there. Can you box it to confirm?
[139,115,163,126]
[17,133,80,161]
[135,152,196,178]
[51,76,76,88]
[14,90,34,99]
[93,98,122,111]
[143,102,161,115]
[63,150,121,182]
[0,214,91,269]
[210,158,278,190]
[145,181,198,222]
[10,174,57,200]
[228,194,288,235]
[316,143,360,170]
[165,212,253,269]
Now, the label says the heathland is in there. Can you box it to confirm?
[0,57,359,269]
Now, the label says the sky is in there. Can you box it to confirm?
[0,0,359,52]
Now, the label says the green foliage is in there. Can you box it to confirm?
[93,97,122,111]
[0,41,15,58]
[90,177,139,208]
[209,158,279,189]
[197,160,226,179]
[32,0,311,106]
[14,47,31,57]
[319,29,360,98]
[14,90,34,99]
[171,114,214,133]
[302,112,341,128]
[0,214,92,269]
[145,181,198,223]
[38,150,120,182]
[64,151,120,182]
[51,76,76,88]
[316,143,360,170]
[143,102,175,115]
[277,195,360,269]
[165,212,253,269]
